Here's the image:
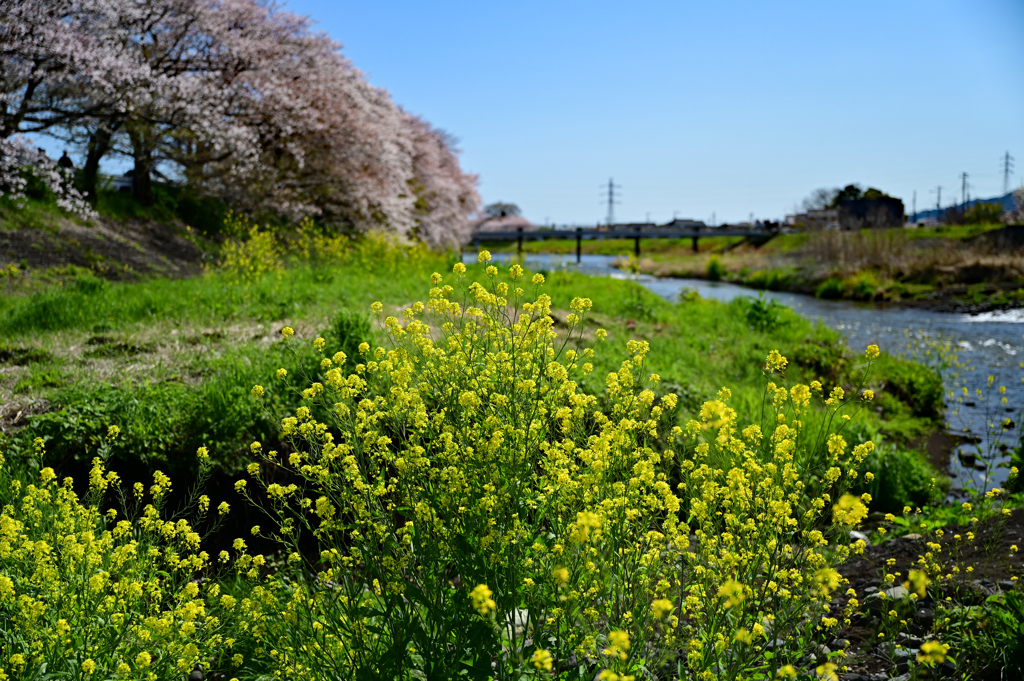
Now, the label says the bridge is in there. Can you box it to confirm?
[469,226,778,262]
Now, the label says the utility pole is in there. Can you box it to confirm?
[960,172,969,214]
[912,190,916,222]
[1003,152,1015,195]
[601,178,620,226]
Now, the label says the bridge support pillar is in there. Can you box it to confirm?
[634,226,641,257]
[576,228,582,264]
[517,227,523,256]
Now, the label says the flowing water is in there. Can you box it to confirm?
[464,251,1024,492]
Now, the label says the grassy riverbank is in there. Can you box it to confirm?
[486,224,1024,312]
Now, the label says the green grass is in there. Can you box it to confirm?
[0,195,68,233]
[0,256,443,337]
[905,222,1006,240]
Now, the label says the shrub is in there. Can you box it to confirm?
[815,277,843,299]
[240,254,884,679]
[327,307,374,363]
[875,354,945,421]
[963,201,1005,225]
[852,442,943,513]
[706,255,726,281]
[219,213,283,283]
[844,271,881,301]
[743,267,795,291]
[742,292,785,332]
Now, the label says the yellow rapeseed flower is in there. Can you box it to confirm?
[604,630,630,660]
[917,640,949,665]
[470,584,495,615]
[718,580,745,608]
[531,649,553,671]
[816,662,838,681]
[651,598,674,619]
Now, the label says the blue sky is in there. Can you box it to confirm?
[39,0,1024,224]
[284,0,1023,224]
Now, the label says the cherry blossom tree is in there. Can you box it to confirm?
[1,0,481,245]
[401,112,480,248]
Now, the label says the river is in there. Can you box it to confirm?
[464,251,1024,492]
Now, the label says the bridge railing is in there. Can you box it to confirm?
[469,226,777,261]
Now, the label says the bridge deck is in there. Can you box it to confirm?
[471,228,773,241]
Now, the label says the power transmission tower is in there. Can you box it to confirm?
[1003,151,1015,195]
[600,178,621,226]
[930,186,942,216]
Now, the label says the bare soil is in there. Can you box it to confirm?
[833,508,1024,678]
[0,213,207,279]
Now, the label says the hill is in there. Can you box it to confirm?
[911,190,1017,222]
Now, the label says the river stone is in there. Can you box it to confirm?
[849,530,870,543]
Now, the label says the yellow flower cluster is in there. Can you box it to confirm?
[248,267,880,679]
[0,448,269,680]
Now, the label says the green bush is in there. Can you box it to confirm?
[845,271,881,301]
[742,293,785,332]
[5,342,323,475]
[815,277,843,299]
[963,201,1005,225]
[327,307,373,360]
[706,255,726,281]
[742,267,795,291]
[875,354,945,421]
[853,442,943,513]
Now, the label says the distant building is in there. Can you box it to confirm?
[661,219,707,230]
[836,197,905,230]
[786,209,839,231]
[108,173,133,192]
[612,222,658,231]
[786,199,903,231]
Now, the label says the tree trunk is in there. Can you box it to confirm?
[129,128,154,207]
[82,123,118,204]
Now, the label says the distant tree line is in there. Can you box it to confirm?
[0,0,480,247]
